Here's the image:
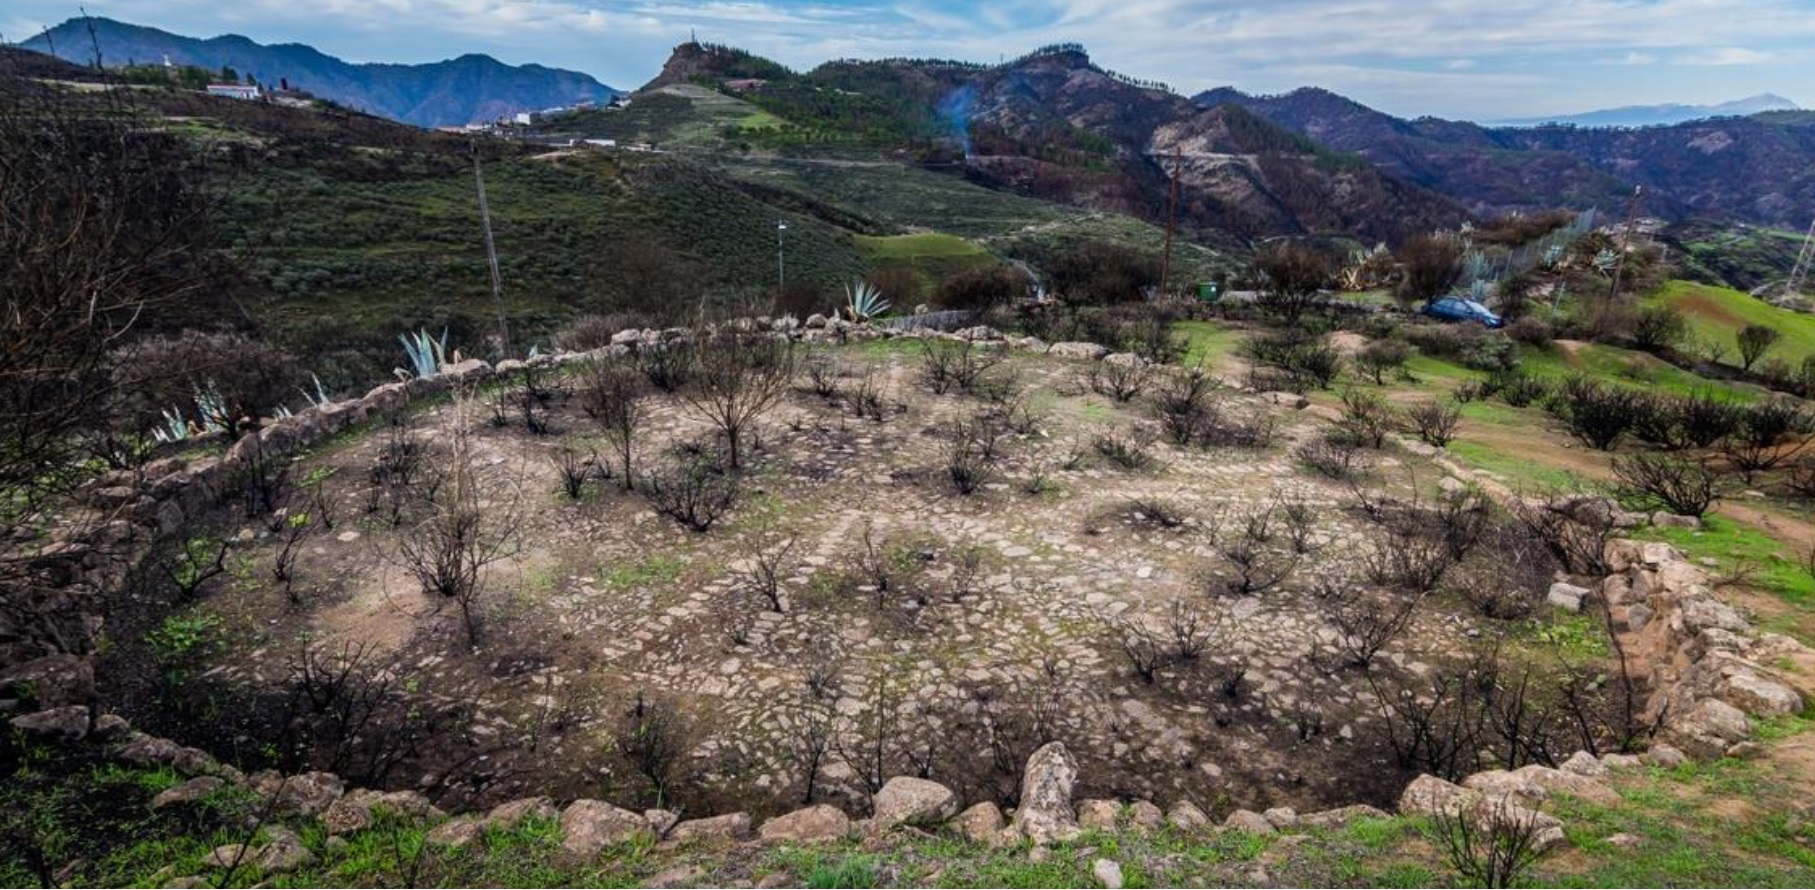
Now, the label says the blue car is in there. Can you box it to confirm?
[1423,296,1503,329]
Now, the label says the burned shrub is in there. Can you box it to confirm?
[1337,388,1397,448]
[920,340,1007,396]
[1612,452,1722,518]
[1404,400,1462,448]
[643,448,741,532]
[1545,377,1640,451]
[1093,425,1161,471]
[1086,356,1157,402]
[1297,432,1371,481]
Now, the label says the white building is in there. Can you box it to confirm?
[205,84,260,101]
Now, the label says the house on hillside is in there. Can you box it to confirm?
[724,78,768,92]
[205,83,259,100]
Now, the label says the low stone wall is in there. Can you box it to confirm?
[6,316,1812,878]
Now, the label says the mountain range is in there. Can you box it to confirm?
[1195,86,1815,226]
[20,17,617,127]
[1488,94,1802,129]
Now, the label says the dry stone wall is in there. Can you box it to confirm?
[5,314,1813,875]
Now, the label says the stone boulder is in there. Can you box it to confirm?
[1398,774,1565,852]
[320,789,442,834]
[758,804,850,843]
[561,800,652,859]
[1010,742,1082,844]
[10,706,89,742]
[1546,582,1589,613]
[871,776,959,831]
[151,776,225,811]
[1049,342,1110,361]
[256,771,343,817]
[1076,799,1120,830]
[667,812,754,844]
[1127,800,1164,833]
[1298,804,1389,829]
[1222,810,1274,834]
[1665,698,1753,760]
[1717,671,1803,717]
[487,796,559,831]
[0,654,94,709]
[952,802,1005,845]
[1166,800,1210,831]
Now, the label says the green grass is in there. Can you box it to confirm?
[604,553,688,590]
[1172,320,1243,369]
[1444,439,1589,491]
[854,233,987,260]
[1653,280,1815,367]
[1638,513,1815,605]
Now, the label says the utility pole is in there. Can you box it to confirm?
[1606,185,1644,304]
[473,145,511,359]
[774,220,788,313]
[1789,216,1815,298]
[1159,146,1181,299]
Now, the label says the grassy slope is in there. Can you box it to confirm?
[1651,280,1815,367]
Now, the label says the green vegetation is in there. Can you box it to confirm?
[1651,280,1815,368]
[1638,514,1815,605]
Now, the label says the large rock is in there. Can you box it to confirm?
[151,776,225,811]
[1166,800,1210,831]
[1010,742,1082,844]
[1666,698,1752,760]
[667,812,754,844]
[758,804,850,843]
[252,827,315,875]
[1718,671,1803,717]
[1077,799,1120,830]
[1298,804,1389,829]
[10,706,89,742]
[1049,342,1110,361]
[871,776,959,830]
[561,800,651,858]
[486,796,558,831]
[1222,810,1274,834]
[1398,774,1565,852]
[320,789,442,834]
[257,771,343,817]
[952,802,1006,845]
[0,654,94,709]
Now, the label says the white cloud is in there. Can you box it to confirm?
[1681,47,1775,66]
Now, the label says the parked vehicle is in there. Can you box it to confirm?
[1422,295,1503,328]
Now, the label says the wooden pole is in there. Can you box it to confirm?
[1159,146,1181,299]
[473,145,511,358]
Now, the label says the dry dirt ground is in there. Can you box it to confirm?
[171,342,1557,818]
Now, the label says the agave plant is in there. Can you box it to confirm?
[844,280,891,323]
[397,329,449,380]
[299,373,334,408]
[153,408,196,444]
[193,382,232,434]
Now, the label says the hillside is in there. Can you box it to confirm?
[1197,86,1815,226]
[21,17,618,126]
[631,43,1469,246]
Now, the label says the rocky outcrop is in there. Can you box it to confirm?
[1600,539,1808,758]
[1010,741,1082,844]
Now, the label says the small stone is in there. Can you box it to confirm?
[1093,858,1124,889]
[1126,800,1164,833]
[1606,833,1642,849]
[1223,810,1275,834]
[668,812,754,844]
[953,802,1006,846]
[151,777,225,811]
[1077,799,1120,830]
[1642,744,1688,769]
[561,800,651,859]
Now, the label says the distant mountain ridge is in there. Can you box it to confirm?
[20,17,617,127]
[651,43,1468,246]
[1490,94,1802,128]
[1195,86,1815,226]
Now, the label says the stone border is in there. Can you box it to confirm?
[6,316,1811,874]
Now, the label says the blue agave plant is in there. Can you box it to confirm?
[844,280,891,322]
[397,329,449,379]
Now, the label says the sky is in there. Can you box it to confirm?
[5,0,1813,120]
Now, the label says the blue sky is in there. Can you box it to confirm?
[6,0,1813,119]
